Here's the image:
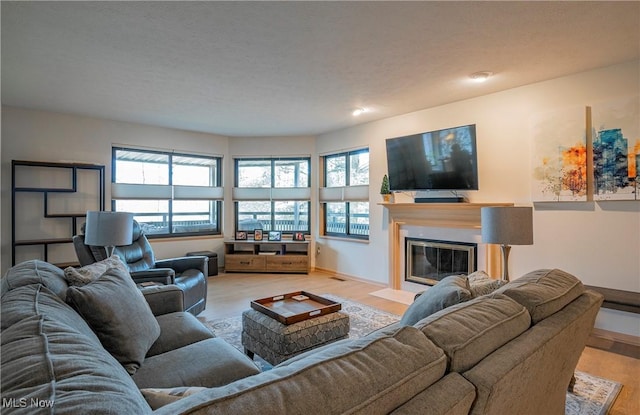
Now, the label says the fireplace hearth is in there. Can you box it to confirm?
[405,238,476,286]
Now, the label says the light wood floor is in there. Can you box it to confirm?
[201,270,639,415]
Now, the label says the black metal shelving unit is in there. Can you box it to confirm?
[11,160,105,266]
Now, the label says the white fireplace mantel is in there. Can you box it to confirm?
[380,202,512,289]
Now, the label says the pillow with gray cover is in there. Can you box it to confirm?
[66,266,161,374]
[467,270,507,297]
[64,255,129,286]
[400,274,473,326]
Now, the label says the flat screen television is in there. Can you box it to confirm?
[385,124,478,191]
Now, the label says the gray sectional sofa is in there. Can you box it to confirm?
[0,260,259,414]
[1,260,602,415]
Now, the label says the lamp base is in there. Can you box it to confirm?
[500,244,512,282]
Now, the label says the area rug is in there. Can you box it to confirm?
[204,295,621,415]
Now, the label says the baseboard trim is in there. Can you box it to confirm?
[314,267,387,287]
[587,328,640,359]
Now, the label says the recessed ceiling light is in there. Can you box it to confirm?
[352,107,368,116]
[469,71,494,83]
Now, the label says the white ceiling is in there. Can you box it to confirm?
[2,1,639,137]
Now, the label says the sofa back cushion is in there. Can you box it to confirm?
[0,285,102,345]
[155,325,447,415]
[415,294,531,372]
[1,260,68,300]
[494,268,585,323]
[1,314,151,414]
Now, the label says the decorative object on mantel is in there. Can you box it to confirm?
[481,206,533,281]
[380,174,394,203]
[84,211,134,257]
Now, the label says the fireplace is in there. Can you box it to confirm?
[405,238,477,286]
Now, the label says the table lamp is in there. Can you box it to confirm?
[84,211,134,257]
[481,206,533,281]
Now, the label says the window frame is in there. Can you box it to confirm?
[234,157,311,235]
[111,146,222,238]
[321,148,370,240]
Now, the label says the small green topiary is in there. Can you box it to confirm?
[380,174,391,194]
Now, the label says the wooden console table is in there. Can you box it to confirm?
[224,240,310,274]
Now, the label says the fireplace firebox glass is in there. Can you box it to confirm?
[405,238,477,286]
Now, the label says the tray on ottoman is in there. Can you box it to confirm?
[251,291,341,325]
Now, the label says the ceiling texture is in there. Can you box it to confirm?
[2,1,639,137]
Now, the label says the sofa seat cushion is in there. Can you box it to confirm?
[400,274,473,326]
[415,294,531,372]
[1,260,68,300]
[154,326,447,415]
[494,268,585,323]
[66,267,161,375]
[147,312,215,357]
[1,314,151,414]
[133,338,260,389]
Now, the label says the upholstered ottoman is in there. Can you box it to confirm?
[241,308,350,366]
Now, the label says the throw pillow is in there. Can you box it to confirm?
[66,266,161,375]
[471,279,507,297]
[467,270,507,297]
[140,387,207,409]
[64,255,129,286]
[467,270,492,284]
[399,274,473,326]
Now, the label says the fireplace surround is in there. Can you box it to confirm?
[381,202,511,289]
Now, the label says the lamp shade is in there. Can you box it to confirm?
[84,211,134,247]
[481,206,533,245]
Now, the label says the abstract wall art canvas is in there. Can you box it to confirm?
[591,96,639,200]
[531,106,588,202]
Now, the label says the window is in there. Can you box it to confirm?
[234,158,310,234]
[112,147,222,237]
[320,149,369,239]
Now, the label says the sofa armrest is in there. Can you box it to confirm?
[141,284,185,315]
[131,268,175,285]
[156,256,208,276]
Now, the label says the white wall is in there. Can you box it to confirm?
[1,109,231,271]
[316,60,639,336]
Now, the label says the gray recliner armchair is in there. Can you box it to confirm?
[73,220,208,315]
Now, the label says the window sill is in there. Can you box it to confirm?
[317,235,369,244]
[148,234,223,243]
